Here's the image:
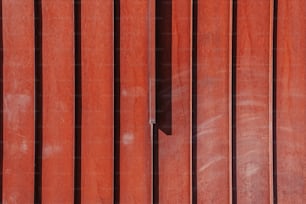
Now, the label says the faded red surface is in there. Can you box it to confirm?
[276,0,306,203]
[196,0,231,203]
[236,0,273,203]
[1,0,306,203]
[81,0,114,203]
[2,0,35,203]
[41,1,74,203]
[119,0,152,203]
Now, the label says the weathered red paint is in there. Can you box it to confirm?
[276,0,306,203]
[119,0,152,203]
[196,0,231,203]
[81,0,114,202]
[2,1,35,203]
[41,1,74,202]
[236,0,274,203]
[157,0,192,203]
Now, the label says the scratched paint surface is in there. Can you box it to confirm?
[2,0,35,203]
[1,0,306,203]
[196,0,231,203]
[276,0,306,203]
[236,1,273,203]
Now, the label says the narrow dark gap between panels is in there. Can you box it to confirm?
[74,0,82,203]
[152,124,159,204]
[231,0,238,203]
[191,0,198,203]
[272,0,278,203]
[34,0,43,203]
[114,0,120,203]
[0,0,3,201]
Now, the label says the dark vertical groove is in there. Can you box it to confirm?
[272,0,278,203]
[191,0,198,203]
[152,124,159,204]
[114,0,120,203]
[34,0,42,202]
[74,0,82,203]
[0,0,3,201]
[231,0,237,203]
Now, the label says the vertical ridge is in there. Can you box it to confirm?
[229,0,233,203]
[269,0,275,203]
[272,0,278,203]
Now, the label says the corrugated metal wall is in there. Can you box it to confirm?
[0,0,305,203]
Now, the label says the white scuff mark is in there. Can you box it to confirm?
[122,89,128,96]
[20,140,28,154]
[240,150,258,159]
[197,128,217,137]
[239,115,261,122]
[7,193,18,204]
[237,100,265,107]
[199,156,225,172]
[43,145,62,158]
[122,133,134,145]
[4,94,31,127]
[199,114,223,129]
[244,162,260,177]
[7,140,29,156]
[197,115,223,137]
[288,93,306,98]
[121,87,145,98]
[54,101,67,112]
[279,126,293,133]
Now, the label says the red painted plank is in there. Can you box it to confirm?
[196,0,231,203]
[2,1,35,203]
[236,0,273,203]
[81,0,113,202]
[276,0,306,203]
[41,1,74,202]
[157,0,192,202]
[119,0,152,203]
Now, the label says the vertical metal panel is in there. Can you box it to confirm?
[276,0,306,203]
[41,1,74,202]
[235,0,273,203]
[196,0,231,203]
[2,1,35,202]
[81,0,114,202]
[156,0,192,202]
[119,0,152,203]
